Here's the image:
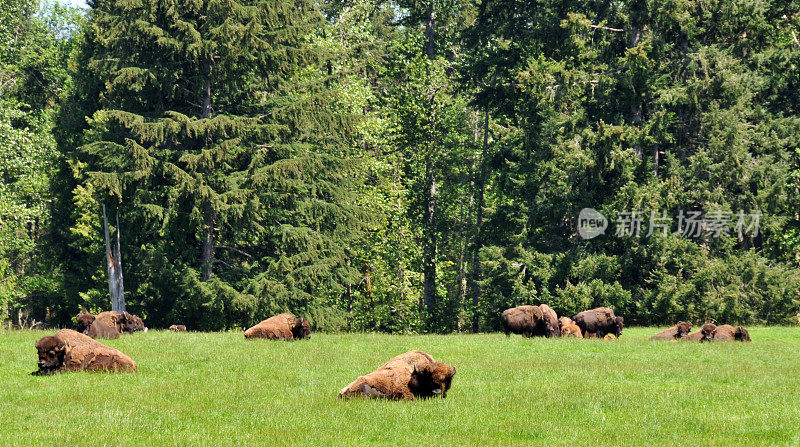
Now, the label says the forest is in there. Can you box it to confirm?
[2,0,800,332]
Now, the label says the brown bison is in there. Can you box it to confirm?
[603,334,616,340]
[87,319,120,339]
[244,313,311,340]
[560,324,583,338]
[539,304,560,338]
[169,325,187,332]
[713,324,751,342]
[683,323,717,342]
[75,309,95,334]
[501,305,559,338]
[650,321,693,341]
[339,350,456,400]
[32,329,137,375]
[559,316,574,328]
[572,307,624,338]
[92,311,147,335]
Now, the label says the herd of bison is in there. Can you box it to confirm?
[30,305,751,401]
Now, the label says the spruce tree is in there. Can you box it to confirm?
[58,0,366,328]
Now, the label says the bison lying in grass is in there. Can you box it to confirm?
[572,307,624,338]
[169,325,187,332]
[560,324,583,338]
[75,310,147,339]
[96,311,147,334]
[339,350,456,400]
[683,323,717,342]
[713,324,751,342]
[650,321,693,340]
[32,329,137,375]
[244,313,311,340]
[75,309,95,334]
[87,319,120,339]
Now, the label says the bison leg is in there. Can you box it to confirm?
[359,383,386,398]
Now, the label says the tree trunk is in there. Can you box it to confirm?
[471,110,489,332]
[200,201,214,281]
[629,25,642,160]
[115,213,126,312]
[424,2,436,61]
[103,204,125,312]
[199,57,214,281]
[421,2,438,315]
[422,160,437,314]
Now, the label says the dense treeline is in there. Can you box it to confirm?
[2,0,799,331]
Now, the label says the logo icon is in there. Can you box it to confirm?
[578,208,607,239]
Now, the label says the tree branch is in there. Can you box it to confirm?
[588,24,624,32]
[212,259,235,269]
[216,245,253,258]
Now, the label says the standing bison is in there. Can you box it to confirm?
[244,313,311,340]
[501,305,559,338]
[32,329,137,375]
[339,350,456,400]
[538,304,560,338]
[683,323,717,342]
[572,307,624,338]
[650,321,692,340]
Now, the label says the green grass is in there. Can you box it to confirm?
[2,327,800,446]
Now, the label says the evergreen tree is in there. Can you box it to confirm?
[54,0,367,328]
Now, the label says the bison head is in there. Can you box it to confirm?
[675,321,692,338]
[33,335,66,375]
[119,313,147,333]
[75,309,95,334]
[735,326,751,342]
[411,362,456,398]
[291,317,311,340]
[544,321,560,338]
[613,316,624,337]
[700,323,717,342]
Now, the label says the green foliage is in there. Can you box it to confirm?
[0,0,82,323]
[5,0,800,330]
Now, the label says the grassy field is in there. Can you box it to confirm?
[2,327,800,446]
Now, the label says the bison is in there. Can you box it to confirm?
[572,307,624,338]
[32,329,136,375]
[169,325,187,332]
[92,311,147,335]
[87,319,120,339]
[603,334,616,340]
[339,350,456,400]
[713,324,751,342]
[501,305,559,338]
[650,321,693,341]
[560,324,583,338]
[75,309,95,334]
[244,313,311,340]
[538,304,560,337]
[559,316,574,328]
[683,323,717,342]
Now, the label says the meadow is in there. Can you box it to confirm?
[1,327,800,446]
